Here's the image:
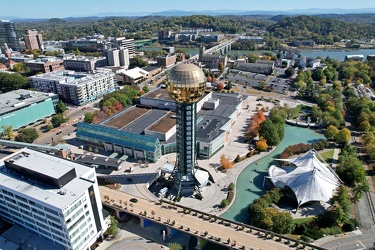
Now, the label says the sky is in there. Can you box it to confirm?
[1,0,375,19]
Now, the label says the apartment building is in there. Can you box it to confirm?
[106,47,129,68]
[25,56,65,73]
[29,69,115,106]
[111,37,135,58]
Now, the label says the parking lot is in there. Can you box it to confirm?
[225,69,290,94]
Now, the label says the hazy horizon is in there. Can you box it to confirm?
[1,0,375,19]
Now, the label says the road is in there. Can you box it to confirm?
[100,186,314,250]
[33,105,98,145]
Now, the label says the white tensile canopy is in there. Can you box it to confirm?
[268,150,341,208]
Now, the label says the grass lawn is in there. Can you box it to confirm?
[319,149,335,164]
[293,217,315,225]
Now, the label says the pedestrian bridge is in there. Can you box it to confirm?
[100,186,324,250]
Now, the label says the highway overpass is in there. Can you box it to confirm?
[100,186,325,250]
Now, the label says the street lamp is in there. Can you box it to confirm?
[336,243,340,250]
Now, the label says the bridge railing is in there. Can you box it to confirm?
[160,199,326,250]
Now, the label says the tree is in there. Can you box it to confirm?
[352,181,370,203]
[324,125,339,140]
[217,82,224,90]
[1,125,14,140]
[312,69,325,81]
[218,62,224,71]
[259,80,267,89]
[51,113,68,127]
[285,67,295,77]
[107,215,118,237]
[335,128,351,146]
[228,182,235,191]
[220,199,229,208]
[220,154,233,169]
[168,243,182,250]
[84,112,94,124]
[259,120,280,146]
[129,56,148,68]
[15,128,39,143]
[56,100,67,114]
[142,86,149,93]
[256,136,268,151]
[359,120,371,133]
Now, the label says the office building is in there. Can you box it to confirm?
[24,29,44,51]
[158,30,172,40]
[62,39,104,53]
[0,148,108,250]
[29,69,115,106]
[63,55,107,72]
[0,89,58,133]
[156,55,176,68]
[111,37,135,58]
[0,20,20,52]
[25,56,65,73]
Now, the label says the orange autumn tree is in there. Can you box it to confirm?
[245,110,266,141]
[220,154,233,169]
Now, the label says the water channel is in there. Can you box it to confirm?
[220,125,325,223]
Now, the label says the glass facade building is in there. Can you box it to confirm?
[0,20,20,52]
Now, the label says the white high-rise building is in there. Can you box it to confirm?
[107,48,120,67]
[111,37,135,58]
[0,148,108,250]
[107,47,129,69]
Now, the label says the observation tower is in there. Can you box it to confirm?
[167,64,206,198]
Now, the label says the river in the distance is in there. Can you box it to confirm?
[138,45,375,62]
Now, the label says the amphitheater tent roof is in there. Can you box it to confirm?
[269,151,340,208]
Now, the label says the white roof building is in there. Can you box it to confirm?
[268,150,341,208]
[0,148,108,250]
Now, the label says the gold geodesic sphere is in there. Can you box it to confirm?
[167,64,206,103]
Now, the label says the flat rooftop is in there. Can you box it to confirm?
[142,88,174,101]
[0,148,95,209]
[122,109,170,134]
[103,106,151,129]
[147,112,176,133]
[196,115,229,142]
[0,89,56,115]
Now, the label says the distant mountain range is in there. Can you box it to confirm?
[2,8,375,21]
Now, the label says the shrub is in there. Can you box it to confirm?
[342,218,360,232]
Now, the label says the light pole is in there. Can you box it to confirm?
[336,243,340,250]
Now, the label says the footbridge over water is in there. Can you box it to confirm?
[100,186,325,250]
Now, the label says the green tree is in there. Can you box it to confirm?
[352,181,370,203]
[324,125,339,140]
[84,112,94,124]
[285,67,295,77]
[56,100,67,114]
[312,69,325,81]
[258,80,267,90]
[129,56,148,68]
[259,120,280,146]
[0,72,29,93]
[51,113,68,127]
[1,125,14,140]
[107,215,118,237]
[228,182,235,191]
[168,243,182,250]
[359,120,371,133]
[337,155,365,187]
[142,86,150,93]
[15,128,39,143]
[335,128,351,146]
